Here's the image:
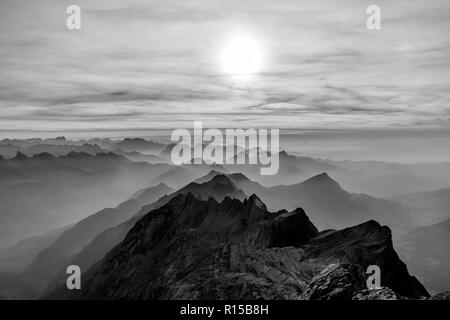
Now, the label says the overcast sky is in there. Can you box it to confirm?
[0,0,449,132]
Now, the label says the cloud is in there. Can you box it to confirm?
[0,0,449,131]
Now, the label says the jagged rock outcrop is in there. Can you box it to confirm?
[46,194,428,300]
[302,220,429,299]
[37,175,247,297]
[353,287,401,300]
[303,263,365,300]
[267,208,318,248]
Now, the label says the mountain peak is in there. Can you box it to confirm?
[65,151,91,158]
[32,152,56,159]
[227,172,250,182]
[209,174,234,185]
[190,174,235,189]
[302,172,340,187]
[246,194,267,210]
[14,151,28,160]
[46,190,428,300]
[178,173,246,202]
[118,138,163,148]
[95,152,126,159]
[194,170,224,183]
[312,172,330,179]
[303,220,428,299]
[153,182,170,189]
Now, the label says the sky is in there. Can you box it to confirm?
[0,0,449,132]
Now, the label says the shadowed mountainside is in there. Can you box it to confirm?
[39,171,420,297]
[22,182,174,291]
[47,193,428,300]
[40,175,247,296]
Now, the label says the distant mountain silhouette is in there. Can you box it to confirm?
[150,166,196,188]
[391,188,450,226]
[115,138,165,153]
[14,151,28,160]
[397,218,450,295]
[327,159,450,197]
[46,194,428,300]
[194,169,224,184]
[128,183,173,202]
[150,164,228,189]
[36,175,246,296]
[24,182,175,291]
[0,225,70,273]
[0,143,108,158]
[177,174,246,202]
[0,151,175,248]
[115,150,167,164]
[196,170,415,233]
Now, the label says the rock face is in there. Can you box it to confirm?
[303,263,409,300]
[267,208,318,248]
[28,175,244,296]
[353,287,401,300]
[303,263,365,300]
[301,220,429,299]
[47,194,428,300]
[57,175,246,275]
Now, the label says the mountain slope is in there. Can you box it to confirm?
[47,194,427,300]
[270,173,415,232]
[327,159,450,197]
[197,171,415,234]
[396,218,450,294]
[24,182,174,291]
[0,151,174,248]
[391,188,450,226]
[40,175,247,296]
[0,225,70,273]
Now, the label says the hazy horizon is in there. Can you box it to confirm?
[1,128,449,163]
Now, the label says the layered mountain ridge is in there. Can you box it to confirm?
[47,192,428,300]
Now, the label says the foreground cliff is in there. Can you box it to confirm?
[47,193,428,300]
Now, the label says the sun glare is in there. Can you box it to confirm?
[220,35,263,76]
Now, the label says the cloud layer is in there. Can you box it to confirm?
[0,0,449,131]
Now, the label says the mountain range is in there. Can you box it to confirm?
[1,169,442,298]
[46,193,428,300]
[0,151,174,248]
[0,137,449,300]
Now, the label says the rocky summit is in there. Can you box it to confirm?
[47,193,429,300]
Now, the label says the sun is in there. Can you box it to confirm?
[220,35,263,75]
